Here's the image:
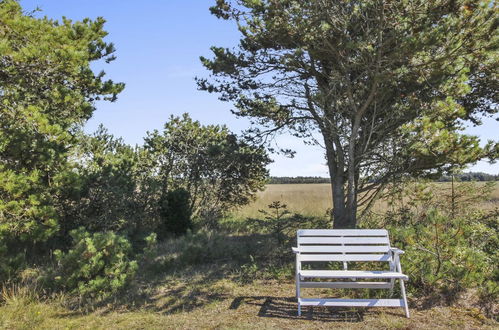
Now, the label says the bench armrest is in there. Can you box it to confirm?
[292,247,300,254]
[390,247,405,255]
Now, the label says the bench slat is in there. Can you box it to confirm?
[300,270,408,280]
[300,281,392,289]
[298,236,390,245]
[298,254,391,262]
[297,245,390,253]
[298,229,388,236]
[299,298,405,307]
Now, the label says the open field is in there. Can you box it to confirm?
[233,182,499,219]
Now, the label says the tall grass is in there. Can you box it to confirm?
[233,184,333,218]
[233,182,499,219]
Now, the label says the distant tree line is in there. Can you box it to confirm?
[269,172,499,184]
[269,176,332,184]
[437,172,499,182]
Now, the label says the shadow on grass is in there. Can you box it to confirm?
[230,296,368,322]
[148,270,230,314]
[115,234,279,310]
[62,230,308,315]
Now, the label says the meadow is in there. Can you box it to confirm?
[234,182,499,219]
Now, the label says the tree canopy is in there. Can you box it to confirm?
[199,0,498,228]
[143,113,271,224]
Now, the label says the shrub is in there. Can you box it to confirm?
[0,231,24,282]
[141,232,158,262]
[362,181,498,315]
[387,210,495,297]
[50,228,138,300]
[249,201,329,245]
[158,188,192,238]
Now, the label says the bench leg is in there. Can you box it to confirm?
[296,273,301,316]
[389,279,395,297]
[399,279,410,318]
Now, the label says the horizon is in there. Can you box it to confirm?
[20,0,499,176]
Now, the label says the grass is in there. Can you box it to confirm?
[1,262,497,329]
[233,182,499,219]
[234,184,333,218]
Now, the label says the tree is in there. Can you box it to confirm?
[143,114,271,224]
[57,126,140,236]
[0,0,123,275]
[199,0,498,228]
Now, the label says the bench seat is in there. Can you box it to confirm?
[299,270,408,280]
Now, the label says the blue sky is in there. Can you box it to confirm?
[21,0,498,176]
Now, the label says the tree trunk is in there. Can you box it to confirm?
[331,176,357,228]
[325,140,357,229]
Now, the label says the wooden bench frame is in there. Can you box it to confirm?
[292,229,410,318]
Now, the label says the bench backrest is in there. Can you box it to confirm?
[297,229,392,263]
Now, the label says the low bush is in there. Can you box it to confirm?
[247,201,330,245]
[386,210,497,298]
[362,181,498,316]
[48,228,138,300]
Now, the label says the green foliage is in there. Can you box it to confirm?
[142,232,158,260]
[0,0,123,278]
[363,181,498,312]
[158,188,192,238]
[58,127,141,235]
[50,228,138,300]
[250,201,307,245]
[143,113,271,226]
[390,211,495,296]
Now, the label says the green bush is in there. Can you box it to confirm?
[158,188,192,238]
[362,181,498,315]
[50,228,138,300]
[386,210,496,297]
[248,201,327,245]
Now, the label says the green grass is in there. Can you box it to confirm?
[1,263,497,329]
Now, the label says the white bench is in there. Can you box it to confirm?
[292,229,410,318]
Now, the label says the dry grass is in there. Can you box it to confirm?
[234,184,333,218]
[233,182,499,219]
[1,270,496,330]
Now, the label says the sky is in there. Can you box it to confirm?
[20,0,499,176]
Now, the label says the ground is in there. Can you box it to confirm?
[1,265,497,329]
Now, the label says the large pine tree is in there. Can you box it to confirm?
[0,0,124,274]
[199,0,498,228]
